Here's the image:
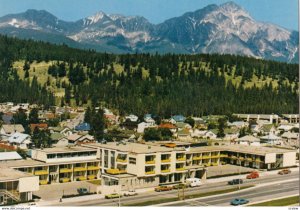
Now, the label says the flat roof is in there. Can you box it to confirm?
[0,167,33,181]
[85,142,184,154]
[221,145,295,155]
[0,158,100,168]
[33,146,97,154]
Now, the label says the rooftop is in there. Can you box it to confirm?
[33,146,97,154]
[0,152,22,161]
[85,142,183,154]
[0,167,34,181]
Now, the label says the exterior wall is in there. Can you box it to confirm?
[19,176,39,192]
[282,152,296,167]
[265,153,276,164]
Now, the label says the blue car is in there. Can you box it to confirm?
[230,198,249,206]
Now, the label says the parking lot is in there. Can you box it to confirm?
[34,181,99,201]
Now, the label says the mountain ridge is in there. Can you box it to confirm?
[0,1,298,62]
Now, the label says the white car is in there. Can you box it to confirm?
[123,190,138,196]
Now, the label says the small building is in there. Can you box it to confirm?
[281,132,299,144]
[30,123,48,133]
[125,114,138,122]
[50,133,68,147]
[158,123,177,133]
[171,115,186,123]
[8,133,31,149]
[75,123,91,132]
[235,135,260,146]
[137,122,155,133]
[0,124,25,136]
[67,134,95,145]
[260,133,282,145]
[0,152,22,162]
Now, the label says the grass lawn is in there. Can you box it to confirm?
[249,196,299,206]
[125,185,254,206]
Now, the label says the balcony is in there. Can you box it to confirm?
[230,156,237,160]
[74,167,86,172]
[211,155,220,159]
[161,169,171,173]
[192,156,202,160]
[145,160,155,164]
[87,166,100,170]
[106,169,127,175]
[145,171,155,175]
[202,156,211,159]
[88,175,96,180]
[60,178,70,183]
[116,159,127,163]
[34,170,48,176]
[39,180,48,185]
[76,176,87,181]
[176,157,186,161]
[220,154,228,158]
[161,159,171,163]
[176,167,185,171]
[211,162,218,166]
[59,168,72,173]
[255,159,262,162]
[238,157,245,161]
[246,157,253,162]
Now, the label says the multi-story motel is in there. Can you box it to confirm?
[83,142,297,190]
[0,142,297,203]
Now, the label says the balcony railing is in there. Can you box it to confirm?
[39,180,48,185]
[145,160,155,164]
[59,168,72,173]
[116,159,127,163]
[192,156,202,160]
[211,162,218,166]
[60,177,70,183]
[255,159,263,162]
[220,154,228,158]
[246,157,253,162]
[202,156,211,159]
[74,167,87,172]
[211,155,220,159]
[106,169,127,174]
[238,157,245,160]
[161,169,171,173]
[76,176,87,181]
[230,156,237,159]
[161,159,171,163]
[176,167,185,171]
[34,170,48,176]
[88,175,96,180]
[176,157,186,161]
[87,166,100,170]
[145,171,155,175]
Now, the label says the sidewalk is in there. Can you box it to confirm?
[36,166,299,206]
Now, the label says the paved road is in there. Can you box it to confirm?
[164,180,299,206]
[55,171,299,206]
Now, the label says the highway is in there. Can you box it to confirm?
[54,170,299,206]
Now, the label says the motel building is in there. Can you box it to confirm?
[0,142,297,204]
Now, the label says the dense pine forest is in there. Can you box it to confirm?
[0,35,298,116]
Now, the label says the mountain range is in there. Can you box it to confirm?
[0,1,298,62]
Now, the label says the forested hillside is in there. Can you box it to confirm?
[0,35,298,116]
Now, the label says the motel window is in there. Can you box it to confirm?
[129,157,136,164]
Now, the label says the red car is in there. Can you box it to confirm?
[246,171,259,179]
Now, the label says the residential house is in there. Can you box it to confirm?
[228,121,249,129]
[67,134,95,145]
[144,114,155,125]
[260,133,282,145]
[50,133,68,147]
[0,152,22,162]
[235,135,260,146]
[176,122,192,131]
[177,129,192,141]
[0,124,25,136]
[30,123,48,133]
[171,115,186,123]
[8,133,31,149]
[75,123,91,132]
[125,114,138,122]
[137,122,155,133]
[158,123,177,133]
[281,132,299,145]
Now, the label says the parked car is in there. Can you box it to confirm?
[230,198,249,206]
[278,169,291,175]
[123,190,138,196]
[246,171,259,179]
[105,193,123,199]
[77,188,88,194]
[154,186,173,192]
[228,179,243,185]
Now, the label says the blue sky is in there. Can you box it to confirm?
[0,0,298,30]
